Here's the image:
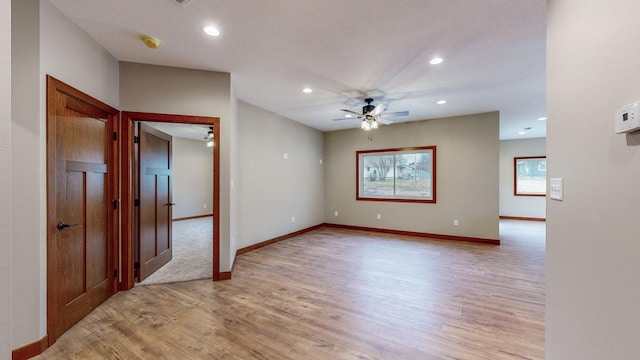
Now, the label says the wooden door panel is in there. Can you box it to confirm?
[62,170,85,303]
[87,171,108,288]
[145,132,170,168]
[47,76,118,343]
[157,175,170,253]
[139,174,157,267]
[137,123,173,281]
[61,113,106,163]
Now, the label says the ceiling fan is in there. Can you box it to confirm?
[335,98,409,130]
[203,126,214,147]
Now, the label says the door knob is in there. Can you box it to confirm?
[57,221,80,231]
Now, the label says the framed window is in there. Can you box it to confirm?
[357,146,436,203]
[514,156,546,196]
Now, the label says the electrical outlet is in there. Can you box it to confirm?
[204,204,207,209]
[334,211,339,217]
[319,159,323,165]
[454,219,459,226]
[377,214,382,220]
[283,153,288,160]
[291,217,295,223]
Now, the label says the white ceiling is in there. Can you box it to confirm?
[49,0,547,140]
[144,122,211,141]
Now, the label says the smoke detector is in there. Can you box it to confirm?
[140,35,161,49]
[175,0,191,5]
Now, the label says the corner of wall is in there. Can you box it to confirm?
[1,0,13,356]
[228,80,238,268]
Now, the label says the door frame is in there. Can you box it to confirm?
[46,75,120,343]
[120,112,220,290]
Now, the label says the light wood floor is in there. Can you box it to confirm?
[37,221,545,359]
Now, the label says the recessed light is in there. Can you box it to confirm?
[437,100,447,105]
[302,87,313,93]
[518,131,526,135]
[203,26,220,36]
[345,114,353,118]
[537,117,547,121]
[430,57,444,65]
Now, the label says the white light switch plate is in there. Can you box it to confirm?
[550,178,563,201]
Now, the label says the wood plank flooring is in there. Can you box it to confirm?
[36,221,545,359]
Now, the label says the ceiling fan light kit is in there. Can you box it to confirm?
[338,97,408,131]
[361,118,379,131]
[204,127,214,147]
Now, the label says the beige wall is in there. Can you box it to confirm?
[1,0,12,356]
[172,137,213,220]
[10,0,121,349]
[499,138,546,218]
[547,1,640,358]
[324,112,499,240]
[228,81,238,265]
[119,62,236,272]
[11,0,40,348]
[237,101,324,249]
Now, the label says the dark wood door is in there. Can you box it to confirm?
[46,76,118,343]
[137,123,173,281]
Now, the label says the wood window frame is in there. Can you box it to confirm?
[514,156,547,197]
[356,146,436,203]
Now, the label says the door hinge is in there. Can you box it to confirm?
[134,199,140,207]
[134,262,140,270]
[113,269,118,278]
[112,199,118,209]
[113,132,117,141]
[134,136,140,144]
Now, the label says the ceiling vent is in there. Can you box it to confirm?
[175,0,191,5]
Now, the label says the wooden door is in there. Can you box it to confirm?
[137,123,173,281]
[46,76,119,343]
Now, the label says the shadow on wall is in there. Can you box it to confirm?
[626,131,640,146]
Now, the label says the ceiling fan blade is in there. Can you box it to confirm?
[380,110,409,118]
[378,118,394,125]
[332,117,359,121]
[371,104,385,116]
[340,109,362,116]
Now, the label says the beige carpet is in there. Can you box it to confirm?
[137,217,213,286]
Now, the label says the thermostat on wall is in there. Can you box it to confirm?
[615,102,640,133]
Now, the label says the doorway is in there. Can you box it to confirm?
[120,112,221,290]
[136,122,214,285]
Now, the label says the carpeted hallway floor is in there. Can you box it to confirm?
[138,217,213,286]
